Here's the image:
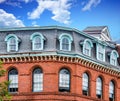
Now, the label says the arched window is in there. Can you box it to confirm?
[30,32,45,50]
[110,50,119,66]
[33,36,42,50]
[96,77,102,99]
[8,69,18,92]
[109,81,115,101]
[59,33,73,51]
[9,37,16,51]
[83,39,93,56]
[82,73,89,96]
[33,68,43,92]
[5,34,20,52]
[59,68,70,92]
[62,37,69,51]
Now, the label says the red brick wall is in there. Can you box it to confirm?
[1,60,120,101]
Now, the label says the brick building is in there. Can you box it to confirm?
[0,26,120,101]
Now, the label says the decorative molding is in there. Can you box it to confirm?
[0,55,120,77]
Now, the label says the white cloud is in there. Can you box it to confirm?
[0,9,25,27]
[5,1,22,8]
[0,0,32,4]
[28,0,72,24]
[32,21,39,26]
[82,0,101,11]
[0,0,5,3]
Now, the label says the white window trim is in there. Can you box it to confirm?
[33,68,43,92]
[30,32,45,51]
[82,73,89,93]
[59,33,73,51]
[96,77,102,96]
[8,69,18,92]
[32,36,43,50]
[109,81,115,100]
[59,69,70,91]
[83,39,93,56]
[110,50,119,66]
[5,34,20,52]
[96,43,105,61]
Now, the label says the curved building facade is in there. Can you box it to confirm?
[0,26,120,101]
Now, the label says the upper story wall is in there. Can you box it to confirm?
[0,26,119,70]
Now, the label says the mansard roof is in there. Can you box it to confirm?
[0,25,119,71]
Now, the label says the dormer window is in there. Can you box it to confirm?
[110,50,119,66]
[9,37,16,51]
[96,43,105,61]
[5,34,20,52]
[30,32,45,50]
[83,39,93,56]
[59,33,73,51]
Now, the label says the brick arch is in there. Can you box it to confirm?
[108,79,118,88]
[7,66,19,75]
[96,74,105,83]
[7,66,19,81]
[30,64,44,74]
[58,65,72,74]
[82,70,92,79]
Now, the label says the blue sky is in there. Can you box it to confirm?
[0,0,120,41]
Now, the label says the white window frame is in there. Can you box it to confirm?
[96,43,105,61]
[59,33,73,51]
[83,39,93,56]
[33,68,43,92]
[110,50,119,66]
[109,81,115,101]
[82,73,89,96]
[59,68,70,92]
[5,34,20,52]
[8,69,18,93]
[30,32,45,51]
[96,77,102,99]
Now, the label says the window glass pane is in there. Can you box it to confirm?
[98,52,103,60]
[111,59,116,65]
[62,38,69,50]
[33,68,43,92]
[109,81,114,99]
[84,41,91,56]
[85,48,90,56]
[111,52,117,66]
[82,73,89,95]
[97,44,104,61]
[96,77,102,95]
[8,69,18,92]
[9,37,16,51]
[34,36,41,49]
[59,69,70,92]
